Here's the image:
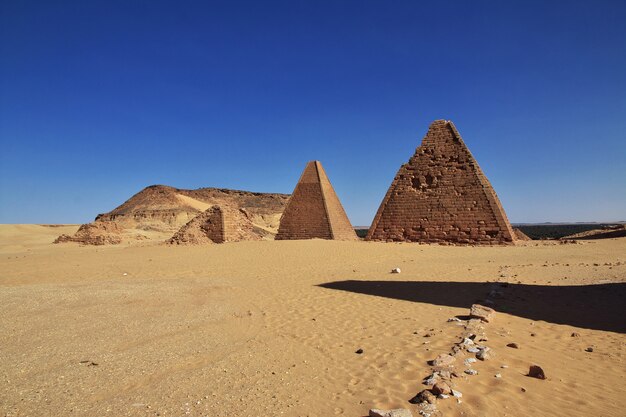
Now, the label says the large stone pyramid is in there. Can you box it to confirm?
[276,161,357,240]
[366,120,515,245]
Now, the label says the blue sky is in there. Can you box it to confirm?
[1,0,625,225]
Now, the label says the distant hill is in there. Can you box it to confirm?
[55,185,289,245]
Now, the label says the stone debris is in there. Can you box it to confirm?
[464,369,478,375]
[431,382,452,396]
[461,337,475,346]
[451,389,462,398]
[528,365,546,380]
[469,304,496,322]
[571,332,581,337]
[447,317,462,322]
[585,347,594,352]
[423,373,439,386]
[369,409,413,417]
[476,346,493,361]
[355,348,364,354]
[506,342,520,349]
[464,358,477,366]
[495,373,502,378]
[54,221,124,245]
[431,354,456,367]
[418,405,438,417]
[391,268,402,274]
[409,390,437,405]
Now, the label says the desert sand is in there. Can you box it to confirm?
[1,225,625,417]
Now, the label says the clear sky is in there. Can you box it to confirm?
[1,0,625,225]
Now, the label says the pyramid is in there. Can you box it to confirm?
[168,205,262,244]
[275,161,357,240]
[366,120,515,245]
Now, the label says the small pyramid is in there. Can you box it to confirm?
[367,120,515,245]
[168,205,262,244]
[276,161,357,240]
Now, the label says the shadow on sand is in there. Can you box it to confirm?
[318,280,626,333]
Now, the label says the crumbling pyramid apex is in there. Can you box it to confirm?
[366,120,516,245]
[276,161,357,241]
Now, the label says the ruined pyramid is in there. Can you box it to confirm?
[276,161,357,240]
[366,120,515,244]
[168,205,263,245]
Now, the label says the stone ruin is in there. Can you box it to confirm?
[366,120,515,245]
[276,161,357,241]
[168,205,262,245]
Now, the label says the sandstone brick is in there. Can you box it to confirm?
[276,161,357,241]
[366,120,515,245]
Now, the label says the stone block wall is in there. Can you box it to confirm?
[366,120,515,245]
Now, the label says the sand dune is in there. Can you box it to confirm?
[0,225,624,416]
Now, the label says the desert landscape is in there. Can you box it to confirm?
[1,122,625,417]
[2,2,625,416]
[1,224,625,417]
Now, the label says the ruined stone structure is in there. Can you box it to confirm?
[366,120,515,245]
[276,161,357,240]
[168,205,262,244]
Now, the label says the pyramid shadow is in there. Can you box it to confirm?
[318,280,626,333]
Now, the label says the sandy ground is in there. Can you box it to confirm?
[0,225,625,417]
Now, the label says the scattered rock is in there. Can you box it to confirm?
[571,332,581,337]
[451,389,462,398]
[495,373,502,378]
[355,348,364,354]
[431,382,452,396]
[431,354,456,367]
[391,268,401,274]
[409,390,437,405]
[476,347,493,361]
[521,387,527,392]
[464,358,477,366]
[506,343,520,349]
[447,317,462,323]
[469,304,496,322]
[461,337,475,346]
[464,369,478,375]
[369,409,413,417]
[467,347,480,353]
[527,365,546,380]
[585,347,593,352]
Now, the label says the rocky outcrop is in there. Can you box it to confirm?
[561,224,626,240]
[55,185,289,245]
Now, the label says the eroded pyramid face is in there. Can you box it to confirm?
[367,120,515,245]
[276,161,357,241]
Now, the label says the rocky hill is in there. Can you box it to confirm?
[55,185,289,245]
[561,224,626,240]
